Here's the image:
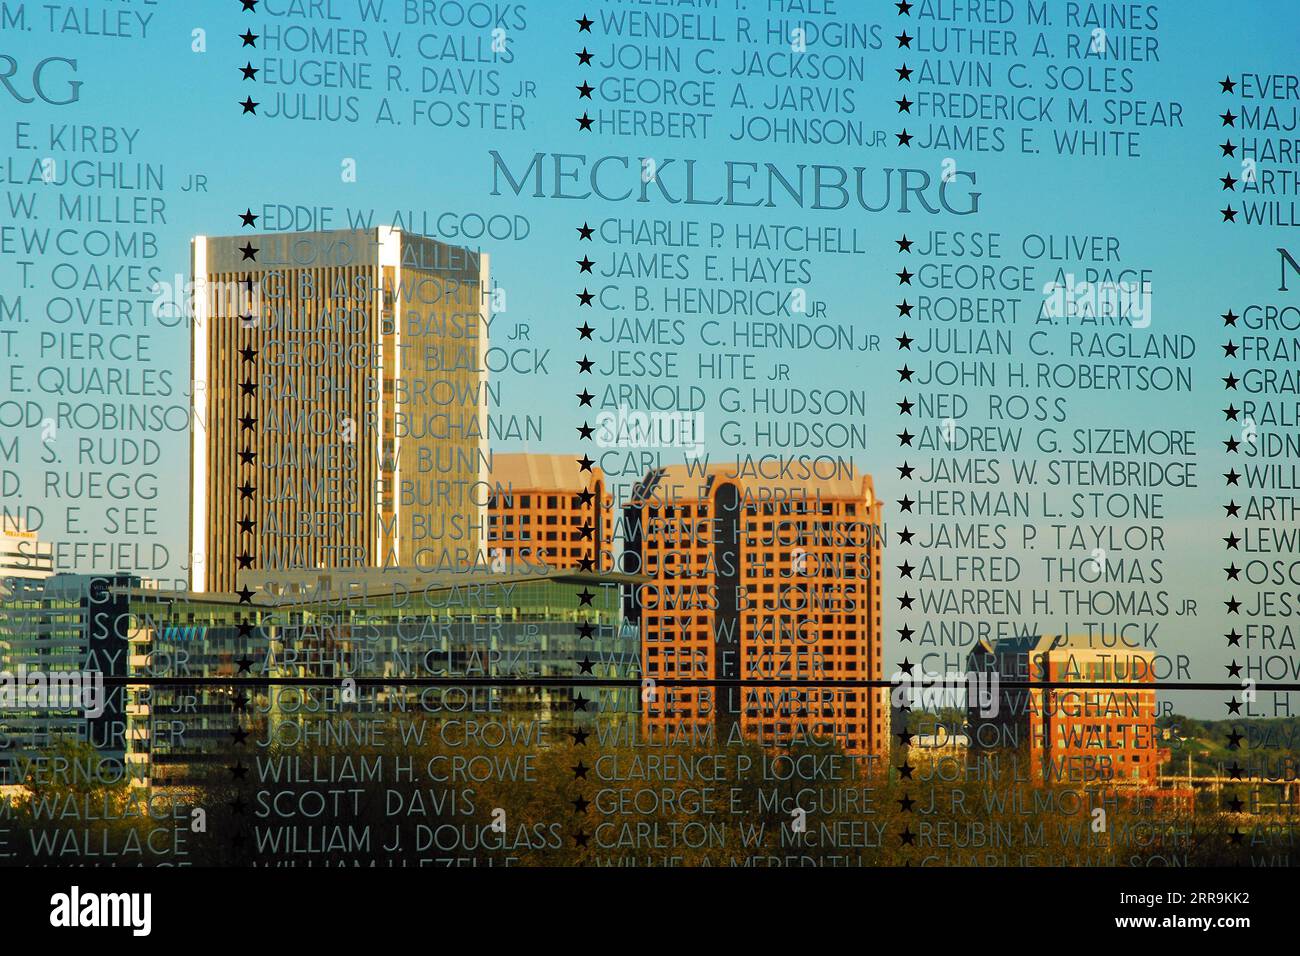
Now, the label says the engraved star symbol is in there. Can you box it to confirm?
[577,388,594,406]
[577,423,594,440]
[1224,436,1240,453]
[897,625,915,642]
[1223,340,1238,357]
[1225,564,1241,581]
[1226,698,1242,715]
[1224,468,1241,485]
[1222,309,1239,326]
[240,97,259,114]
[576,456,594,474]
[577,113,593,131]
[238,210,257,228]
[576,48,593,65]
[1220,140,1236,157]
[240,30,258,47]
[898,365,913,381]
[897,495,914,513]
[1219,75,1236,93]
[897,429,913,445]
[1223,373,1239,389]
[897,332,913,349]
[577,321,594,339]
[1225,596,1241,614]
[1223,405,1240,421]
[577,81,594,99]
[1224,532,1241,549]
[896,32,912,48]
[896,95,912,113]
[577,288,594,306]
[1221,173,1237,190]
[577,14,593,32]
[1226,629,1242,646]
[897,561,914,578]
[240,62,258,81]
[897,527,914,544]
[1226,661,1242,678]
[896,234,914,252]
[896,64,912,81]
[897,300,913,317]
[897,268,913,284]
[238,517,256,535]
[239,242,258,260]
[1224,500,1240,517]
[1221,110,1237,127]
[577,222,594,240]
[577,256,594,273]
[896,129,913,146]
[897,462,914,479]
[577,356,594,373]
[237,586,255,605]
[897,398,914,415]
[1221,205,1237,222]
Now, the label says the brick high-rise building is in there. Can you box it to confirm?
[967,634,1167,787]
[486,454,613,572]
[624,463,886,758]
[189,227,489,592]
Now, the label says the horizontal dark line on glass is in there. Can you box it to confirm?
[70,677,1291,691]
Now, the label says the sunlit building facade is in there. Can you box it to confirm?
[189,227,490,592]
[487,453,613,573]
[624,464,886,758]
[967,634,1167,787]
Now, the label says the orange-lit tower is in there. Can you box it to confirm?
[625,463,886,758]
[487,453,613,572]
